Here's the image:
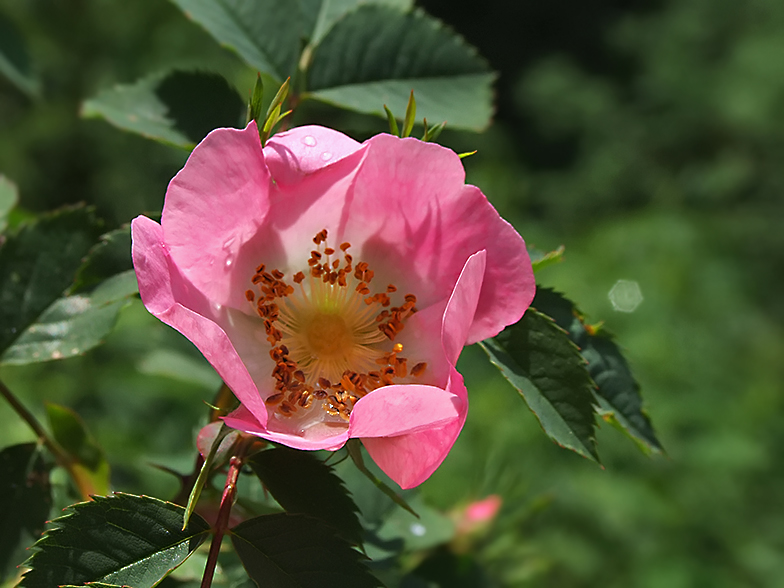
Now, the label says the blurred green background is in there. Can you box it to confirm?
[1,0,783,586]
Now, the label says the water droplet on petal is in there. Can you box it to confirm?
[225,257,233,268]
[302,135,317,147]
[320,151,333,162]
[222,237,235,251]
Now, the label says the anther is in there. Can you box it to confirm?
[245,290,255,302]
[411,362,427,377]
[293,271,305,284]
[340,242,351,251]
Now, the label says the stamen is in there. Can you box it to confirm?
[246,228,424,423]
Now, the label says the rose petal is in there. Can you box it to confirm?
[131,215,268,424]
[362,367,468,489]
[264,125,363,185]
[360,250,486,488]
[162,122,270,308]
[348,384,462,438]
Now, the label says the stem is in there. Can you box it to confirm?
[200,441,250,588]
[0,378,70,466]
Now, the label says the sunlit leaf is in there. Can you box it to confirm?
[170,0,303,81]
[0,205,103,357]
[1,270,138,365]
[46,404,111,498]
[230,513,381,588]
[20,493,210,588]
[82,70,243,148]
[480,309,600,461]
[529,245,565,273]
[374,496,455,553]
[248,447,363,545]
[532,288,663,454]
[0,12,40,98]
[306,5,495,130]
[303,0,413,46]
[0,175,19,234]
[0,444,51,582]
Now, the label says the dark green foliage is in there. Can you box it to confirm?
[71,226,133,294]
[20,493,210,588]
[0,206,103,356]
[481,309,599,461]
[230,513,382,588]
[248,447,363,545]
[533,288,662,453]
[0,443,51,581]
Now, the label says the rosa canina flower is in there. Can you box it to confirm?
[131,122,534,489]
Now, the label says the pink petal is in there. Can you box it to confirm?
[348,384,462,438]
[162,122,270,308]
[263,125,363,185]
[362,368,468,489]
[222,405,349,451]
[326,134,533,342]
[131,215,268,425]
[360,250,486,488]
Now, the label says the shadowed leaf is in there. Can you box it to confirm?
[480,309,600,461]
[0,443,51,582]
[532,288,663,454]
[20,493,210,588]
[230,513,381,587]
[248,447,363,545]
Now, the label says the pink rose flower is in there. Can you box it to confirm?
[132,122,534,489]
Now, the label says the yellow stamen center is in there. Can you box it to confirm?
[246,229,427,427]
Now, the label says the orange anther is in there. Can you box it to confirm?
[340,242,351,251]
[411,362,427,377]
[293,271,305,284]
[245,290,255,302]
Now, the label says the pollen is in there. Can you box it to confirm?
[247,228,423,428]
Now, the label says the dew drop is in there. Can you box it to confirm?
[225,257,233,268]
[302,135,317,147]
[320,151,333,162]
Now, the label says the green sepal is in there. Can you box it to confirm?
[384,104,400,136]
[247,73,264,124]
[401,89,416,138]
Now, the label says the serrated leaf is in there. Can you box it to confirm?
[0,175,19,233]
[0,443,51,582]
[230,513,381,588]
[532,288,663,454]
[72,226,133,293]
[480,309,599,461]
[1,270,138,365]
[248,447,363,545]
[82,70,243,148]
[306,6,494,131]
[0,205,103,357]
[170,0,303,81]
[0,12,40,98]
[305,0,413,46]
[20,493,211,588]
[46,404,110,498]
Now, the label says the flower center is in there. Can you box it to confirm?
[245,229,427,427]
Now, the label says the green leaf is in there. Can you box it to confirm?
[306,6,494,131]
[532,288,663,454]
[230,513,381,588]
[304,0,413,46]
[170,0,303,81]
[1,270,139,365]
[0,205,103,358]
[82,70,244,149]
[0,12,40,98]
[480,309,600,461]
[248,447,363,545]
[45,404,111,497]
[20,493,211,588]
[247,73,265,125]
[530,245,565,273]
[0,175,19,234]
[0,443,51,582]
[401,90,416,138]
[72,226,133,293]
[374,496,455,553]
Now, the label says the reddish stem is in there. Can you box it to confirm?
[200,454,243,588]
